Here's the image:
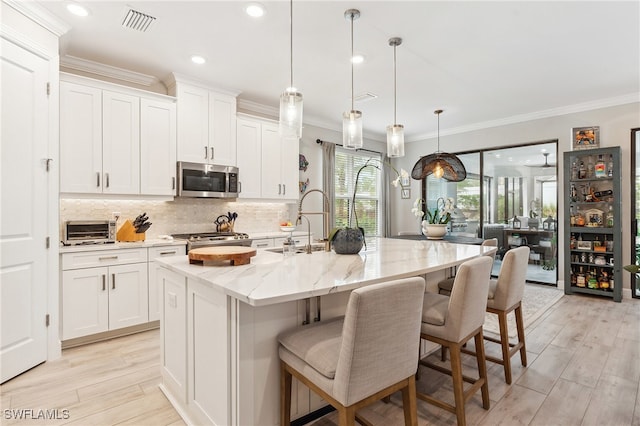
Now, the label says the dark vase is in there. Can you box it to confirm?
[332,228,364,254]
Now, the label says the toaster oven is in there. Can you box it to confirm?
[64,220,116,245]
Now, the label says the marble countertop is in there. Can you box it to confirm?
[59,239,187,253]
[156,237,495,307]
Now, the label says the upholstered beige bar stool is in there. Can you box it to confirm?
[417,256,493,426]
[278,277,426,426]
[466,245,530,385]
[438,238,498,296]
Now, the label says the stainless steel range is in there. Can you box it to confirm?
[171,232,252,252]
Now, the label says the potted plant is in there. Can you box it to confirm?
[412,197,451,240]
[330,158,408,254]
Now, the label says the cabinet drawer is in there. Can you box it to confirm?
[62,248,147,270]
[149,245,185,261]
[252,239,274,249]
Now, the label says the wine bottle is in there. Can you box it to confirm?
[595,155,606,178]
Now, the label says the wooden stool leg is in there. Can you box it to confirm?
[441,345,447,361]
[497,310,512,384]
[474,331,490,409]
[449,343,467,426]
[515,304,527,367]
[280,361,292,426]
[401,376,418,426]
[338,406,357,426]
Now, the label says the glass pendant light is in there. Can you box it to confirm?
[342,9,363,149]
[386,37,404,158]
[278,0,303,139]
[411,110,467,182]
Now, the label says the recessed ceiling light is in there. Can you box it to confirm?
[191,55,206,65]
[245,2,265,18]
[66,2,89,17]
[351,54,365,64]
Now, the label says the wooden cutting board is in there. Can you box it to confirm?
[188,246,257,266]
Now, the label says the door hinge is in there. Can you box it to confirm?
[46,82,50,96]
[45,314,50,327]
[46,236,50,249]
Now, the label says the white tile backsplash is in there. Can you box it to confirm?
[60,198,297,238]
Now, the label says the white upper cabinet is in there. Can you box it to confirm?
[59,73,176,196]
[236,115,299,201]
[140,98,177,196]
[167,74,239,167]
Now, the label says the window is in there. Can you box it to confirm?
[334,148,382,236]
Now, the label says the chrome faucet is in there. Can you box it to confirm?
[298,188,331,252]
[296,214,312,254]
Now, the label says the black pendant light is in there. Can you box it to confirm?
[411,109,466,182]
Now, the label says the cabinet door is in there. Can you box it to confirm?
[160,267,187,403]
[148,245,184,322]
[140,98,177,195]
[281,136,300,200]
[108,263,148,330]
[176,84,209,163]
[62,267,109,340]
[236,118,262,198]
[261,123,282,198]
[209,92,237,166]
[102,90,140,194]
[59,81,102,193]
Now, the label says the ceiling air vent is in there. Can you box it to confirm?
[121,7,156,32]
[354,92,378,104]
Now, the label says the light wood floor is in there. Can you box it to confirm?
[1,293,638,426]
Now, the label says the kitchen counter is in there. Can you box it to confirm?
[157,237,493,307]
[59,238,186,253]
[157,237,495,425]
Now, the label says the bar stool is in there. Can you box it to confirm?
[417,256,493,426]
[279,277,426,426]
[475,245,530,384]
[438,238,498,296]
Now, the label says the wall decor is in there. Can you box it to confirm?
[299,178,309,193]
[401,188,411,199]
[572,126,600,150]
[299,154,309,171]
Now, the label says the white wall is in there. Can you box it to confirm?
[391,102,640,292]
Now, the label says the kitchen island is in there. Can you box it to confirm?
[156,237,495,426]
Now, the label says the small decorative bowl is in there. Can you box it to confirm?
[280,226,296,232]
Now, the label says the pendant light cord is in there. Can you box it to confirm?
[350,11,354,111]
[289,0,293,89]
[393,43,397,125]
[435,109,443,152]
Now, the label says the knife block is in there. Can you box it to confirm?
[116,219,145,242]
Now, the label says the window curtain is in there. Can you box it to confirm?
[322,141,336,229]
[382,154,391,237]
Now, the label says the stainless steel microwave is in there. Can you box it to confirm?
[64,220,116,245]
[176,161,239,198]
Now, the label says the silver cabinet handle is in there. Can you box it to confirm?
[99,255,118,261]
[159,250,177,256]
[97,172,100,187]
[210,147,214,159]
[112,273,115,290]
[282,184,286,195]
[105,173,110,188]
[255,242,269,248]
[278,184,282,195]
[204,146,208,159]
[239,182,242,193]
[102,274,106,291]
[172,177,175,190]
[45,158,53,171]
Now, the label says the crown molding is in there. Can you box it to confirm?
[407,92,640,142]
[60,55,159,87]
[237,99,278,118]
[165,72,241,97]
[4,0,70,37]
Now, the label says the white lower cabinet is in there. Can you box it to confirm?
[61,262,148,340]
[148,246,185,321]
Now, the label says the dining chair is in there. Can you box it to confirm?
[438,238,498,296]
[278,277,426,426]
[417,256,493,426]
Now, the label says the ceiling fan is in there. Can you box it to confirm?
[526,152,556,168]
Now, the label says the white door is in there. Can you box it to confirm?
[209,93,237,166]
[108,263,148,330]
[0,38,49,383]
[140,98,176,196]
[176,84,209,163]
[281,136,300,200]
[261,124,282,198]
[102,90,140,194]
[236,118,262,198]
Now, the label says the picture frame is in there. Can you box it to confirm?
[572,126,600,150]
[400,176,410,187]
[576,240,592,251]
[401,188,411,199]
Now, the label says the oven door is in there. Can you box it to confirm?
[177,161,237,198]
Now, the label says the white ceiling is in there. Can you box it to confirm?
[36,1,640,142]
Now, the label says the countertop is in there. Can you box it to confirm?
[156,237,495,307]
[59,239,187,253]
